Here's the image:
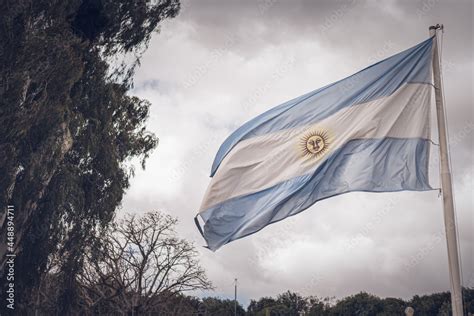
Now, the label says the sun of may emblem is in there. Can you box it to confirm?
[300,129,330,158]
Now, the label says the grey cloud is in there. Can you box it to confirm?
[124,0,473,307]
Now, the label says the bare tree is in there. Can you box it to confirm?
[76,211,212,315]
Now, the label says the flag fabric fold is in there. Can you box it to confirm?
[196,37,435,251]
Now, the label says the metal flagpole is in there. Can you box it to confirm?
[429,24,464,316]
[234,278,238,316]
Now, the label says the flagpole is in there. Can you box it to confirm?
[429,24,464,316]
[234,278,238,316]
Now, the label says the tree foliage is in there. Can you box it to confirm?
[247,291,310,316]
[200,297,246,316]
[247,289,474,316]
[78,211,212,314]
[0,0,179,312]
[28,211,212,315]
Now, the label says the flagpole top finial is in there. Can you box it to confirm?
[429,24,444,31]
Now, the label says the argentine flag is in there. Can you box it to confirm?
[196,37,434,251]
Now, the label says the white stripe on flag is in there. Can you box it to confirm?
[200,83,431,211]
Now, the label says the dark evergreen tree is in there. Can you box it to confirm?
[0,0,179,313]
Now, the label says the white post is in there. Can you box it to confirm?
[234,278,238,316]
[429,24,464,316]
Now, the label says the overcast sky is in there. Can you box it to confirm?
[122,0,473,306]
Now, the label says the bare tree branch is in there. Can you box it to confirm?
[76,210,212,314]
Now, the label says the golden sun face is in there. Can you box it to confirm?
[300,129,330,159]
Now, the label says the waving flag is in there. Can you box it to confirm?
[195,37,434,251]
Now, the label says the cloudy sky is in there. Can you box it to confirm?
[121,0,473,306]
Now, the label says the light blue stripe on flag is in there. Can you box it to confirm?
[200,138,432,251]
